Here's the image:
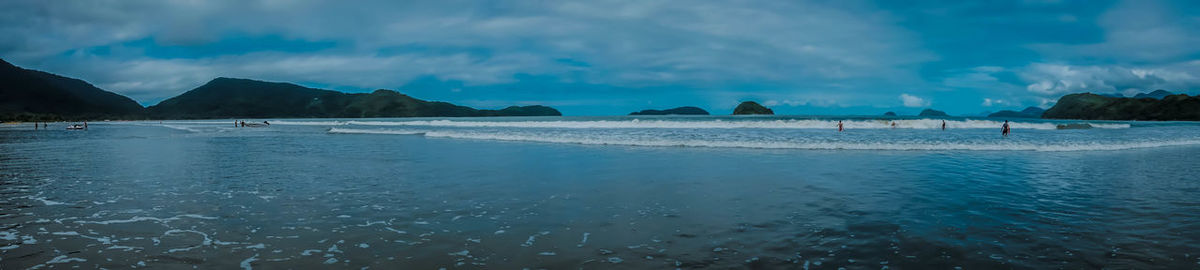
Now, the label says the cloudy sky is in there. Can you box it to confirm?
[2,0,1199,115]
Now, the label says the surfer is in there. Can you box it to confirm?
[1002,120,1010,137]
[837,120,844,132]
[891,121,897,129]
[263,121,270,126]
[942,120,946,130]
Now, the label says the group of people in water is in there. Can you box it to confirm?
[836,119,1013,137]
[235,120,270,127]
[31,121,87,130]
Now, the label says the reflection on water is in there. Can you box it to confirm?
[0,120,1199,268]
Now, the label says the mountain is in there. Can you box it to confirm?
[630,106,709,115]
[917,109,948,117]
[1042,92,1200,120]
[732,101,773,115]
[479,105,561,117]
[147,78,560,119]
[1133,90,1173,100]
[0,58,144,121]
[987,107,1045,118]
[883,111,897,116]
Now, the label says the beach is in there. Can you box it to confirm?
[1,116,1199,268]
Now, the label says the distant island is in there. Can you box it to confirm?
[629,106,709,115]
[917,109,948,117]
[987,107,1045,118]
[732,101,773,115]
[0,58,560,121]
[1042,91,1200,120]
[883,111,897,116]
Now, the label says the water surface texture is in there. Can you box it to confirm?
[2,116,1199,269]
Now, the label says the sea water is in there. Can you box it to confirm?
[1,115,1198,268]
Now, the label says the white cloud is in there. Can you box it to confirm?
[0,0,935,104]
[1018,63,1199,95]
[981,98,1009,107]
[899,94,929,108]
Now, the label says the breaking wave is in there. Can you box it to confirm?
[327,128,1194,152]
[288,119,1130,130]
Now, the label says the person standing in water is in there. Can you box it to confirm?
[1002,120,1010,137]
[837,120,844,132]
[942,120,946,130]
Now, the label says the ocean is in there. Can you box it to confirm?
[2,115,1199,269]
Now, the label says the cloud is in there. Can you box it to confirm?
[1028,0,1200,63]
[981,98,1008,107]
[1018,63,1199,95]
[0,0,934,106]
[900,94,929,108]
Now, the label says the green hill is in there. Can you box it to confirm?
[148,78,560,119]
[917,109,948,117]
[988,107,1045,118]
[732,101,773,115]
[0,59,144,121]
[1042,93,1200,120]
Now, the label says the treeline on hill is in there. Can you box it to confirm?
[0,58,560,122]
[1042,92,1200,120]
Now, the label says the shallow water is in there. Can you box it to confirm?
[2,116,1199,269]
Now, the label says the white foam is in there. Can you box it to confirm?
[272,120,350,126]
[418,131,1200,152]
[240,254,259,270]
[161,124,203,133]
[339,119,1086,130]
[164,229,213,246]
[328,127,424,135]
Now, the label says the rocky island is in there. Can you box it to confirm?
[732,101,774,115]
[917,109,948,117]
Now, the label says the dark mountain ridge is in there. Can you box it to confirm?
[1,59,144,121]
[1042,92,1200,120]
[149,78,561,119]
[1,58,560,120]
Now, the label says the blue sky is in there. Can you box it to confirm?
[2,0,1199,116]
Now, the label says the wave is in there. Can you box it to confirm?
[343,119,1121,130]
[327,128,1196,152]
[240,119,1136,130]
[160,125,204,133]
[328,127,425,135]
[270,120,350,126]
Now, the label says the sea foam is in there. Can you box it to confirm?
[330,119,1127,130]
[327,128,1200,152]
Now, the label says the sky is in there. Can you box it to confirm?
[2,0,1199,116]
